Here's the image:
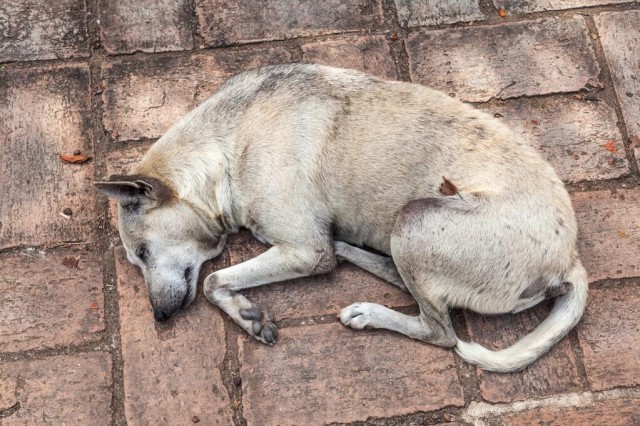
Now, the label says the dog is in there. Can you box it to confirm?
[97,63,588,372]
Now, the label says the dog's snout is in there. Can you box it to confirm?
[153,305,180,322]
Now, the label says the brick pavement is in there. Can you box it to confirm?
[1,1,639,425]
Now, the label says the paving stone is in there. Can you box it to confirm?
[102,47,294,141]
[482,97,627,183]
[114,247,233,425]
[228,234,415,321]
[406,17,600,102]
[301,35,398,80]
[98,0,193,54]
[493,0,633,14]
[465,301,583,403]
[595,11,640,138]
[0,0,89,63]
[240,323,464,425]
[196,0,384,47]
[0,352,112,424]
[572,189,640,282]
[0,64,95,249]
[395,0,484,27]
[0,249,104,353]
[104,144,152,228]
[577,284,640,391]
[495,397,640,425]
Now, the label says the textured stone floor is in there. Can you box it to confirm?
[1,1,639,425]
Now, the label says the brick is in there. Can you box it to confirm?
[104,144,152,228]
[595,11,640,138]
[0,65,95,249]
[0,353,111,424]
[114,247,233,425]
[240,323,464,425]
[301,35,398,80]
[0,0,89,63]
[577,285,640,391]
[98,0,193,54]
[406,17,600,102]
[395,0,484,27]
[0,249,104,353]
[102,47,294,141]
[572,189,640,282]
[481,97,627,183]
[197,0,384,47]
[228,233,415,321]
[496,397,640,425]
[465,301,582,403]
[493,0,633,14]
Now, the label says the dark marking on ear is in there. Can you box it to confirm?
[98,174,176,207]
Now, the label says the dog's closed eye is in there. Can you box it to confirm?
[136,244,149,263]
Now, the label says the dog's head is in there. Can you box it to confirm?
[96,175,227,321]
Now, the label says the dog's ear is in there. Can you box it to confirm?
[95,174,174,206]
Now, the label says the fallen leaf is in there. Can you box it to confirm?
[629,135,640,150]
[604,140,618,154]
[498,8,507,17]
[90,302,99,310]
[62,257,80,269]
[60,152,91,164]
[390,31,398,41]
[531,119,540,126]
[439,177,459,196]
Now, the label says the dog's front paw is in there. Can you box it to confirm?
[240,304,278,345]
[338,302,375,330]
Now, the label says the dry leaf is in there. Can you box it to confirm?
[62,257,80,269]
[90,302,99,310]
[618,230,628,238]
[531,119,540,126]
[604,140,618,154]
[390,31,398,41]
[60,152,91,164]
[629,135,640,150]
[439,177,459,196]
[498,8,507,17]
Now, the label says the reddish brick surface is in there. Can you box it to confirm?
[577,284,640,391]
[493,0,633,14]
[406,17,600,102]
[98,0,193,54]
[301,35,398,80]
[495,397,640,425]
[101,47,295,141]
[481,97,627,183]
[196,0,384,47]
[595,11,640,138]
[572,189,640,282]
[228,234,415,320]
[0,65,95,249]
[114,247,233,425]
[0,0,89,63]
[395,0,484,27]
[465,302,583,403]
[240,323,464,425]
[0,249,104,353]
[0,353,112,424]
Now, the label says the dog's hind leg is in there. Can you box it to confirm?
[204,243,336,344]
[334,241,408,292]
[339,300,456,347]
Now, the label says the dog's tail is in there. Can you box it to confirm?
[454,258,588,373]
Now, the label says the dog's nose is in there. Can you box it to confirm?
[153,307,179,322]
